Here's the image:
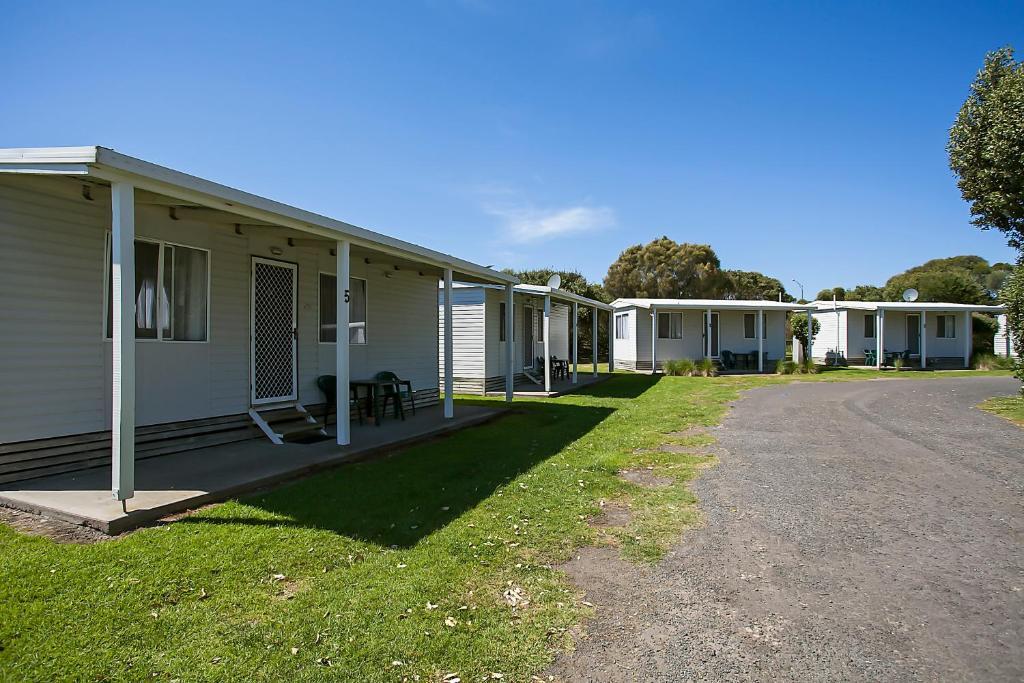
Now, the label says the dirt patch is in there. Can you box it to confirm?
[588,501,632,528]
[617,469,672,488]
[0,506,111,544]
[664,426,710,438]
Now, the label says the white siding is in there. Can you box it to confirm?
[632,309,789,368]
[612,308,638,365]
[995,314,1017,358]
[812,310,842,359]
[0,174,442,444]
[436,287,486,381]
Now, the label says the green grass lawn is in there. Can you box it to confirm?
[978,395,1024,427]
[0,368,1014,682]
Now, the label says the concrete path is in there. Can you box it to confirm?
[551,376,1023,682]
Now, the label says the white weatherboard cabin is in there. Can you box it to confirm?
[438,283,613,395]
[810,301,1006,368]
[610,299,812,372]
[0,146,518,529]
[995,314,1018,358]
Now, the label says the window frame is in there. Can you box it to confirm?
[103,233,212,343]
[743,313,756,339]
[615,313,629,340]
[317,272,368,345]
[864,314,875,339]
[657,311,683,339]
[937,314,956,339]
[499,302,507,342]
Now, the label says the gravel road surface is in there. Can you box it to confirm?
[550,376,1023,682]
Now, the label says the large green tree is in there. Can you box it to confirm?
[604,237,725,299]
[722,270,793,301]
[948,46,1024,250]
[882,268,990,304]
[503,268,609,361]
[998,259,1024,386]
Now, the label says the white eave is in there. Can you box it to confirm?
[810,300,1005,313]
[612,298,812,311]
[514,284,613,311]
[0,145,517,285]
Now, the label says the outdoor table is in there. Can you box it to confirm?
[350,378,402,427]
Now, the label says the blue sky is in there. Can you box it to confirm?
[3,1,1021,297]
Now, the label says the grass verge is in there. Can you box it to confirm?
[0,369,1013,681]
[978,395,1024,427]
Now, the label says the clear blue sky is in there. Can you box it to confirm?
[3,1,1021,297]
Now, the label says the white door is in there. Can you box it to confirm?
[251,258,298,405]
[906,314,920,355]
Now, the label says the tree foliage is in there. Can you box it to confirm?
[998,258,1024,389]
[604,237,726,299]
[948,46,1024,250]
[720,270,792,301]
[847,284,885,301]
[882,269,989,304]
[788,312,821,358]
[816,286,846,301]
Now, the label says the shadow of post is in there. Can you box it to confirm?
[180,402,614,547]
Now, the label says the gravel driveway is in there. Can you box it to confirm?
[550,376,1023,682]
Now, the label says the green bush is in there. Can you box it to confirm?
[972,352,1015,370]
[663,358,696,376]
[799,358,819,374]
[893,357,904,371]
[696,358,718,377]
[776,360,797,375]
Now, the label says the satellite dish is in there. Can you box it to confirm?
[546,274,561,289]
[902,288,919,302]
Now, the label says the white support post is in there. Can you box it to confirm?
[543,295,551,392]
[443,268,454,418]
[607,310,614,372]
[757,309,764,373]
[876,310,884,369]
[572,301,578,384]
[505,284,514,402]
[651,306,658,374]
[592,305,599,377]
[706,307,712,358]
[336,241,351,445]
[111,182,136,503]
[963,310,971,368]
[920,310,927,370]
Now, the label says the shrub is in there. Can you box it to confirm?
[893,357,904,371]
[972,352,1015,370]
[663,358,696,376]
[776,360,797,375]
[799,358,819,374]
[696,358,718,377]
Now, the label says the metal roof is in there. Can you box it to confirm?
[612,298,812,311]
[0,146,517,285]
[811,300,1005,313]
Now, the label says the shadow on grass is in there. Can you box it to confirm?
[178,402,614,547]
[570,373,661,399]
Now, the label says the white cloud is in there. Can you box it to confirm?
[486,204,616,244]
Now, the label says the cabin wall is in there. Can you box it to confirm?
[0,174,441,444]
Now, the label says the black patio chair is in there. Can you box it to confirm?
[373,371,415,421]
[316,375,363,429]
[720,350,736,370]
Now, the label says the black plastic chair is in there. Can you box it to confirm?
[373,371,415,421]
[720,350,736,370]
[316,375,363,430]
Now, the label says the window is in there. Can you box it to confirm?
[937,314,956,339]
[319,274,367,344]
[537,307,544,342]
[105,237,209,341]
[864,314,875,338]
[744,313,756,339]
[615,313,629,340]
[499,303,507,342]
[658,312,683,339]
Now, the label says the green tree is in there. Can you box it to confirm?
[503,268,609,362]
[816,286,846,301]
[604,237,725,299]
[882,269,990,304]
[998,259,1024,389]
[948,47,1024,250]
[847,284,885,300]
[722,270,793,301]
[788,312,821,359]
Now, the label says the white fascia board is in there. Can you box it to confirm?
[614,298,810,311]
[516,284,612,310]
[88,147,516,285]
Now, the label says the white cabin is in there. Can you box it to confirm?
[810,301,1005,368]
[610,299,808,372]
[994,313,1017,358]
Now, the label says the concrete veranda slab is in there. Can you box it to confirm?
[0,404,504,535]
